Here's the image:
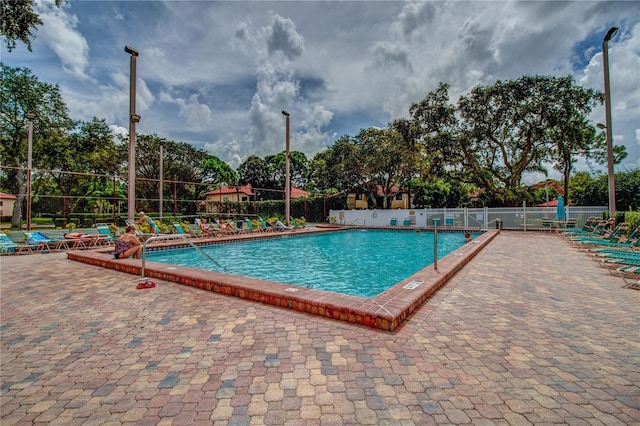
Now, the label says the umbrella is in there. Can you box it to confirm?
[556,195,565,221]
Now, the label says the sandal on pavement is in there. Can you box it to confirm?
[136,281,156,289]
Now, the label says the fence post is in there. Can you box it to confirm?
[432,218,440,271]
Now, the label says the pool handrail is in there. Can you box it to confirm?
[141,234,226,278]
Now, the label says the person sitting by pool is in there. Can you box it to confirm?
[113,225,142,259]
[464,231,472,243]
[136,211,158,234]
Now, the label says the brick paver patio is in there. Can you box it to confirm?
[1,231,638,425]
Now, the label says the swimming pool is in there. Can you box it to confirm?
[68,227,497,330]
[145,229,472,298]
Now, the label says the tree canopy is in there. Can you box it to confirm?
[1,63,636,221]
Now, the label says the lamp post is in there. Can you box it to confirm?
[25,112,35,231]
[602,26,618,219]
[159,140,165,222]
[282,111,291,225]
[124,45,139,222]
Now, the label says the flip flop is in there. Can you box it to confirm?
[136,282,156,289]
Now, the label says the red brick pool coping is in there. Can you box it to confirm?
[67,227,499,331]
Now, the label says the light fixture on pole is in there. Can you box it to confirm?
[282,110,291,225]
[25,112,35,231]
[602,26,618,219]
[124,45,139,222]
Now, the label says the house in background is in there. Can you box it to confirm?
[0,192,16,221]
[347,184,410,210]
[203,185,254,213]
[202,184,309,214]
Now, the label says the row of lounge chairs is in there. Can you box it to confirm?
[559,219,640,289]
[1,217,306,255]
[0,230,114,255]
[193,217,302,238]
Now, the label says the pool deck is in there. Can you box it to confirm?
[1,231,639,424]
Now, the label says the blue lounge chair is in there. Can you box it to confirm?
[402,218,411,227]
[390,218,398,226]
[0,232,39,254]
[173,222,197,237]
[95,224,117,245]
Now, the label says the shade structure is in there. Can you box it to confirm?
[556,195,565,220]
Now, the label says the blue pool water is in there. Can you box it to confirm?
[146,229,473,298]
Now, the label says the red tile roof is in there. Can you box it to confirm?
[0,192,16,200]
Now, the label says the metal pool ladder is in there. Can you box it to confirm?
[140,234,226,279]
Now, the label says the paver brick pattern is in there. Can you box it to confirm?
[1,231,639,425]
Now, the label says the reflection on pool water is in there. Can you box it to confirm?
[146,229,474,298]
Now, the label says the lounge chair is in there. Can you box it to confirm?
[244,218,265,233]
[214,218,246,235]
[275,220,293,230]
[569,222,630,246]
[390,218,398,226]
[195,218,216,237]
[402,218,411,227]
[258,217,277,233]
[96,223,117,245]
[559,217,603,237]
[0,232,40,255]
[25,231,63,251]
[173,222,199,238]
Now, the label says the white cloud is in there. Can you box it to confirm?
[4,0,637,174]
[36,0,91,81]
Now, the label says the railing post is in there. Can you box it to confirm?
[432,218,440,271]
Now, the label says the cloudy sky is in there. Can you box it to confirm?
[3,0,639,180]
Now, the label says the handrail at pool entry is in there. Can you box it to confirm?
[484,218,502,231]
[141,234,225,278]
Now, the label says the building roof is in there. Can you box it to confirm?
[291,187,309,199]
[530,180,565,196]
[0,192,16,200]
[205,184,309,198]
[538,199,559,207]
[206,185,254,196]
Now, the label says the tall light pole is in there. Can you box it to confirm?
[25,113,35,231]
[124,45,140,222]
[282,110,291,225]
[159,140,165,222]
[602,26,618,219]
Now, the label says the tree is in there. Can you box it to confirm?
[456,75,595,206]
[1,0,64,52]
[307,136,360,193]
[354,127,421,209]
[409,82,459,179]
[265,150,309,190]
[542,75,608,203]
[238,155,274,199]
[0,64,73,227]
[124,134,214,215]
[37,117,119,215]
[202,155,238,187]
